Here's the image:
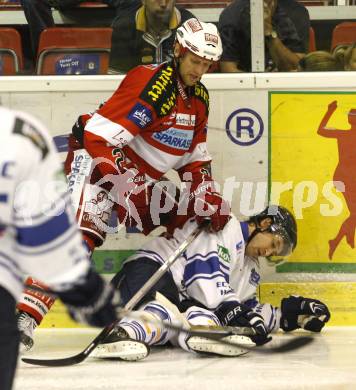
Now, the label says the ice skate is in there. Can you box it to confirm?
[17,311,37,353]
[91,326,149,361]
[186,334,255,357]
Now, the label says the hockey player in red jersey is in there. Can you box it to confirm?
[17,18,231,352]
[64,17,229,252]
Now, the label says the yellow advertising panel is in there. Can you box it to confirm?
[270,92,356,266]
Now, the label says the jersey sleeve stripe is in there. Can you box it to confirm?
[186,311,218,321]
[85,113,136,148]
[15,222,78,255]
[0,194,8,202]
[16,209,72,247]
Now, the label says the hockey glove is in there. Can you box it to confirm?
[194,190,231,232]
[215,301,271,346]
[57,269,119,328]
[280,295,330,333]
[177,166,230,232]
[105,159,153,233]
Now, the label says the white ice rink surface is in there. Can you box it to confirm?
[14,327,356,390]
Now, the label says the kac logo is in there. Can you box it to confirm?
[225,108,264,146]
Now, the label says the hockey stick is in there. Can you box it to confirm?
[22,220,210,367]
[154,291,313,354]
[114,307,314,354]
[22,300,313,367]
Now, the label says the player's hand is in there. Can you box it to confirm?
[194,190,231,232]
[280,295,330,332]
[57,269,120,327]
[124,166,150,208]
[215,301,271,346]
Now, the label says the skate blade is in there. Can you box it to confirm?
[187,335,255,357]
[91,340,149,361]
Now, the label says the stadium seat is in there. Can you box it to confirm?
[309,26,316,52]
[0,27,23,75]
[175,0,230,8]
[331,22,356,51]
[78,1,109,7]
[36,27,112,75]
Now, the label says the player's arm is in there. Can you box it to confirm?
[248,295,330,336]
[12,111,118,328]
[175,106,230,232]
[264,0,307,71]
[180,228,268,345]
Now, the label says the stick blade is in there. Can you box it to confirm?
[22,352,85,367]
[265,335,314,353]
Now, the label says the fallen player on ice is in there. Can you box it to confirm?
[92,205,331,360]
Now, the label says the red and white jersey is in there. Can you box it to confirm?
[0,107,91,300]
[82,62,212,180]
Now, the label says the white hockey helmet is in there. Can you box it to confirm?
[175,18,223,62]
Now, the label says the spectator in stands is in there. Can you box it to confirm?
[334,43,356,71]
[298,51,343,72]
[20,0,137,69]
[108,0,194,74]
[21,0,82,62]
[218,0,310,72]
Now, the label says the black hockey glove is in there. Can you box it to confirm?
[280,295,330,333]
[215,301,271,346]
[57,268,120,327]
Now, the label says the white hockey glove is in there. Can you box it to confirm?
[57,269,120,327]
[280,295,330,333]
[215,301,271,346]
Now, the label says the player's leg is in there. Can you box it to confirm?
[92,299,181,360]
[93,258,182,360]
[0,287,20,390]
[16,277,55,352]
[179,306,254,357]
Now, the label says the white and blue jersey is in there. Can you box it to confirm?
[121,215,281,343]
[126,216,258,309]
[0,107,91,300]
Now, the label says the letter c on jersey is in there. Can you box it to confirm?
[1,161,15,178]
[225,108,264,146]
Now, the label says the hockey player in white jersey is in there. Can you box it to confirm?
[0,107,124,390]
[93,205,330,359]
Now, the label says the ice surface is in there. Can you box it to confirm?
[14,327,356,390]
